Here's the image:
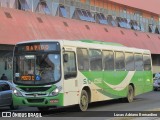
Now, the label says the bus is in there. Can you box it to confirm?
[12,39,153,111]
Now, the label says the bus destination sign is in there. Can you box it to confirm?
[15,42,60,53]
[25,45,49,51]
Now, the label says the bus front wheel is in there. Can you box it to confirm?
[79,90,89,111]
[126,85,134,103]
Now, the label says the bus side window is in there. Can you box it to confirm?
[115,51,125,70]
[143,55,151,71]
[135,54,143,71]
[77,48,89,71]
[125,52,135,71]
[103,50,114,70]
[63,52,77,79]
[89,49,102,71]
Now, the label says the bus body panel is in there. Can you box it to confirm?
[81,70,152,102]
[12,40,153,109]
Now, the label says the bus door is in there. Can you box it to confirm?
[63,48,79,106]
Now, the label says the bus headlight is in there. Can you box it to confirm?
[12,88,23,97]
[49,86,62,96]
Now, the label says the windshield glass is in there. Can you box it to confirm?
[13,53,61,85]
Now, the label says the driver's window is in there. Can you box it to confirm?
[63,52,77,79]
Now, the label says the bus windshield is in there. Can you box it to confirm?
[13,42,61,85]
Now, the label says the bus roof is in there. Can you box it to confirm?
[80,40,124,46]
[15,39,150,54]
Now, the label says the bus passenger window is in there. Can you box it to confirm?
[89,49,102,71]
[103,50,114,70]
[135,54,143,71]
[115,52,125,70]
[77,48,89,71]
[143,55,151,71]
[125,52,134,71]
[63,52,77,79]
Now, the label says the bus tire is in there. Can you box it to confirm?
[37,107,49,111]
[79,90,89,111]
[125,85,134,103]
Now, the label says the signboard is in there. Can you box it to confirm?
[15,42,60,53]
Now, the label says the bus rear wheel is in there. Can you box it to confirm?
[79,90,89,111]
[126,85,134,103]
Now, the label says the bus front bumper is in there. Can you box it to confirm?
[12,94,63,107]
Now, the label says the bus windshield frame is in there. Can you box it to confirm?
[13,42,61,86]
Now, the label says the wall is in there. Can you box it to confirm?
[0,51,13,80]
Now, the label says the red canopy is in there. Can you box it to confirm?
[0,7,160,54]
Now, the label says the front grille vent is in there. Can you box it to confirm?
[147,34,150,38]
[27,98,44,103]
[20,87,51,92]
[4,12,12,19]
[134,32,138,36]
[104,28,108,32]
[63,22,69,27]
[37,17,43,23]
[120,30,124,35]
[25,93,46,96]
[85,25,90,30]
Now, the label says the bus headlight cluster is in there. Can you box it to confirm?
[49,86,62,96]
[12,88,23,97]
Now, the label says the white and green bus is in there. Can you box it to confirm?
[12,39,153,111]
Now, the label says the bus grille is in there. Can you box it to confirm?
[27,98,44,103]
[25,93,46,96]
[20,87,51,92]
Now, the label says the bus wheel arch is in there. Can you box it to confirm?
[78,86,91,111]
[126,84,135,103]
[129,83,135,97]
[82,86,91,103]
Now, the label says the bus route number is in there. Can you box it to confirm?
[21,75,34,81]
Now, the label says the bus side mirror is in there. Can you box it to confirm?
[63,54,68,62]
